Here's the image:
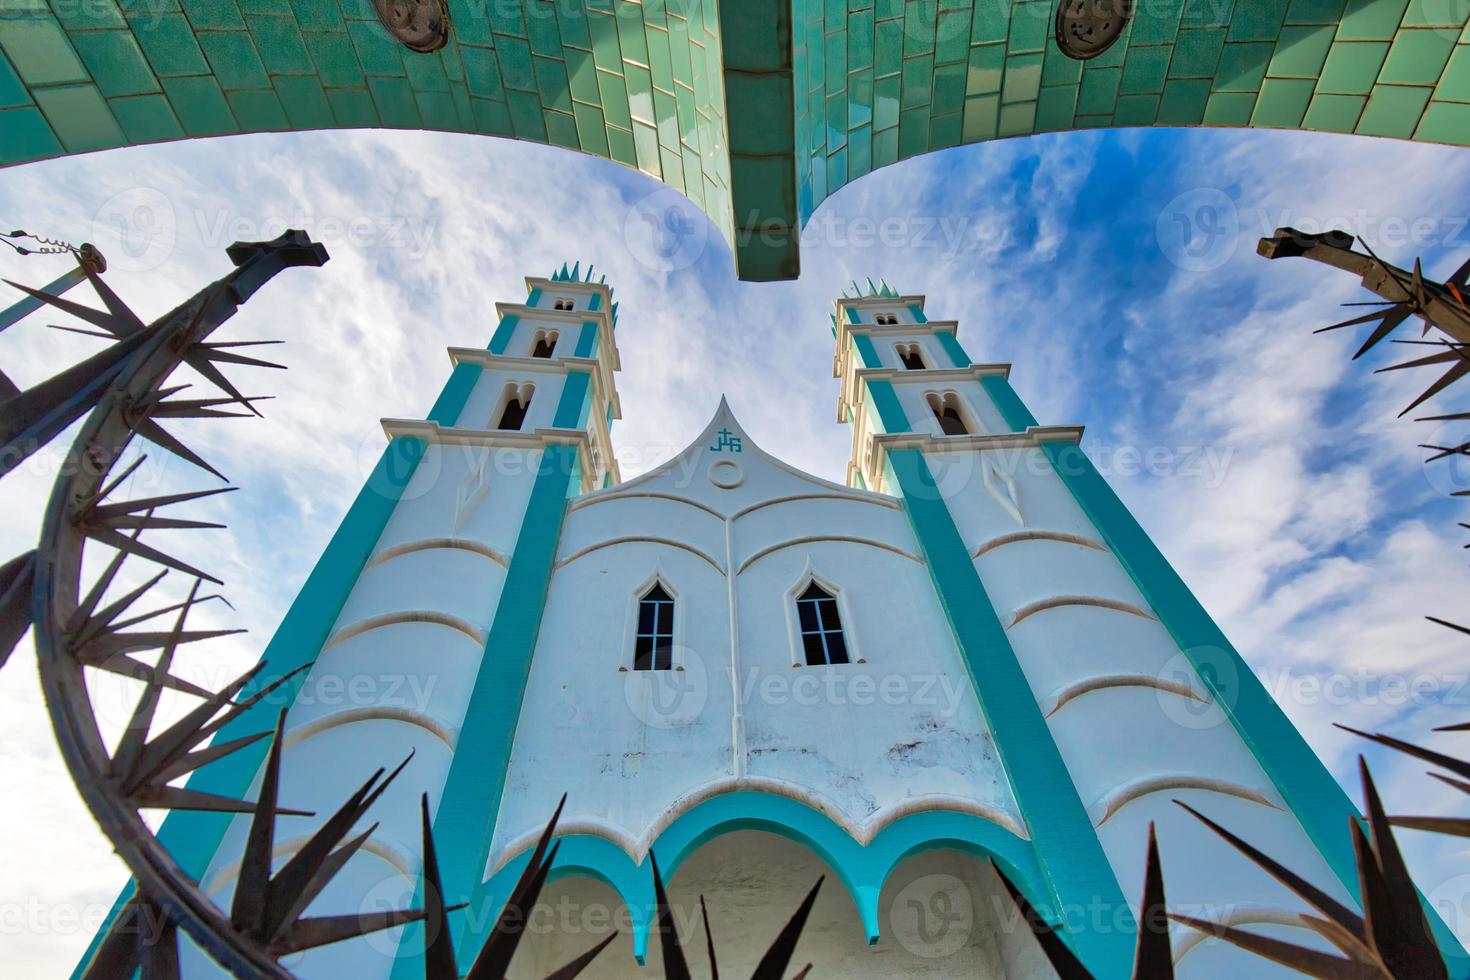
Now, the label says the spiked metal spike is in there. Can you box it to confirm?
[233,709,290,935]
[990,860,1092,979]
[465,793,568,980]
[1356,759,1445,978]
[0,550,35,668]
[419,793,460,980]
[700,896,718,980]
[1132,824,1173,980]
[749,876,823,980]
[1165,912,1380,979]
[1336,723,1470,780]
[542,931,618,980]
[0,276,138,337]
[648,851,692,980]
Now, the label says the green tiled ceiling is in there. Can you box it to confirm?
[1,0,1467,280]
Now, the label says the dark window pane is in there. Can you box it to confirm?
[653,637,672,670]
[817,598,842,632]
[938,406,968,436]
[638,601,657,634]
[797,600,819,632]
[634,634,653,671]
[498,396,528,430]
[799,581,828,601]
[645,583,672,602]
[801,631,827,666]
[824,631,849,665]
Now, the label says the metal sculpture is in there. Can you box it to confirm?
[1054,0,1134,61]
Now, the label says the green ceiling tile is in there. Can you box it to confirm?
[904,0,936,56]
[874,17,902,75]
[1269,24,1335,76]
[597,67,631,126]
[464,47,504,99]
[49,0,126,29]
[108,92,184,140]
[683,145,706,203]
[1076,65,1121,114]
[1157,77,1211,122]
[825,89,846,146]
[247,14,313,74]
[1182,0,1235,28]
[325,85,377,125]
[449,79,472,126]
[289,0,341,31]
[495,35,534,90]
[1251,75,1314,124]
[871,122,897,165]
[573,100,609,152]
[526,4,562,55]
[347,21,406,75]
[484,0,524,36]
[566,46,600,104]
[848,121,870,177]
[929,107,960,145]
[1228,0,1288,40]
[161,74,237,132]
[1113,92,1159,124]
[1302,90,1364,129]
[901,52,934,106]
[0,106,62,162]
[179,0,244,29]
[606,121,637,163]
[416,89,457,128]
[1437,44,1470,101]
[72,30,159,97]
[849,67,873,126]
[932,59,964,111]
[874,72,899,126]
[1170,28,1227,77]
[1203,89,1257,123]
[935,8,969,64]
[648,24,675,91]
[1041,42,1082,86]
[632,119,660,174]
[653,85,678,146]
[897,103,929,156]
[1317,40,1388,91]
[1034,84,1076,129]
[1286,0,1347,23]
[555,1,591,50]
[1215,41,1273,90]
[406,49,450,92]
[198,31,270,89]
[0,52,27,107]
[1356,81,1430,135]
[625,62,653,122]
[0,17,88,86]
[587,10,624,71]
[1073,112,1111,126]
[367,75,419,126]
[614,4,648,63]
[969,0,1005,43]
[1131,2,1182,44]
[1121,45,1169,94]
[1379,28,1455,83]
[996,97,1034,135]
[1337,0,1409,40]
[470,95,511,134]
[1415,99,1470,143]
[304,31,363,87]
[1403,0,1465,24]
[34,83,125,149]
[824,30,845,94]
[967,41,1003,94]
[961,89,997,139]
[131,14,210,76]
[236,0,288,15]
[226,86,288,128]
[1002,51,1041,103]
[272,74,332,127]
[848,9,874,68]
[1006,0,1047,53]
[508,86,545,138]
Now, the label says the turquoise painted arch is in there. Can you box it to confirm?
[458,790,1049,966]
[1,1,1468,280]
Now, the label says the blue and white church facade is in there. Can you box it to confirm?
[103,268,1460,979]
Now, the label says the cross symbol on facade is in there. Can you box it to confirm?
[710,428,743,453]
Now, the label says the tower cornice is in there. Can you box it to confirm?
[523,276,614,309]
[378,418,613,493]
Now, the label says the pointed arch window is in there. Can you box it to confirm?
[531,329,558,358]
[634,582,675,670]
[875,313,898,325]
[796,582,849,666]
[496,382,534,430]
[927,391,970,436]
[553,297,574,311]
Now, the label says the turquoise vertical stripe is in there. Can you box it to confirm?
[886,448,1134,974]
[574,321,598,358]
[390,443,581,977]
[74,341,495,978]
[908,303,927,323]
[852,335,909,432]
[587,291,600,312]
[986,373,1467,971]
[937,330,970,368]
[488,288,541,354]
[846,305,860,324]
[554,370,593,430]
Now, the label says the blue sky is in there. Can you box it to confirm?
[1,124,1469,974]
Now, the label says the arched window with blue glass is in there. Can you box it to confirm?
[634,582,675,671]
[796,582,849,666]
